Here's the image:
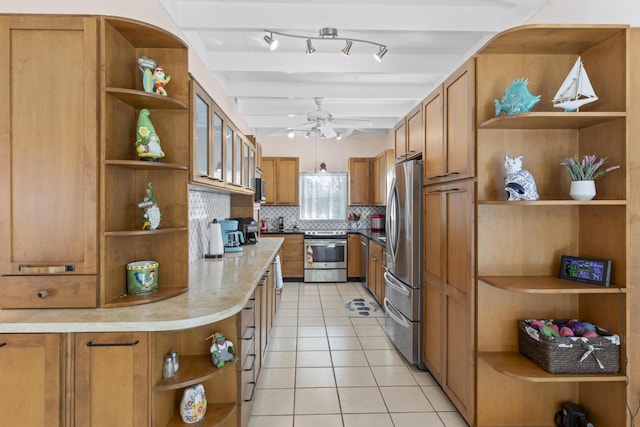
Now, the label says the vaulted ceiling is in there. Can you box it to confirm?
[159,0,549,139]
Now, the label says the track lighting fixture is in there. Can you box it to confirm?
[287,129,295,138]
[306,39,316,55]
[305,131,311,138]
[320,162,327,172]
[263,33,278,50]
[340,40,353,56]
[263,27,387,60]
[375,46,388,62]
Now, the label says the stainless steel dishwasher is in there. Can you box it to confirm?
[360,235,369,288]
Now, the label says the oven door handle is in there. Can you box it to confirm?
[384,298,411,329]
[383,271,411,296]
[304,239,347,246]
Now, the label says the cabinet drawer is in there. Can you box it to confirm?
[0,275,97,308]
[238,325,256,362]
[239,296,256,333]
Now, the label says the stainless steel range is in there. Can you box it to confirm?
[303,230,347,283]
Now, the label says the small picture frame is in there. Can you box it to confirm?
[559,255,612,287]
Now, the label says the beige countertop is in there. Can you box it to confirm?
[0,238,283,333]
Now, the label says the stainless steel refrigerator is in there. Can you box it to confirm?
[384,158,423,366]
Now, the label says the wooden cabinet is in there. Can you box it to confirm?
[237,292,258,427]
[101,17,190,307]
[0,16,99,307]
[152,317,238,427]
[422,180,475,422]
[393,119,407,163]
[373,150,394,206]
[347,234,362,279]
[282,234,304,279]
[0,333,63,427]
[473,26,630,427]
[424,59,475,185]
[394,103,423,163]
[262,157,299,205]
[348,157,372,205]
[75,332,149,427]
[191,81,255,195]
[368,241,385,305]
[423,86,444,186]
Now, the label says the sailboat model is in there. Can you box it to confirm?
[552,57,598,111]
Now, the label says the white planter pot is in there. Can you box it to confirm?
[569,180,596,201]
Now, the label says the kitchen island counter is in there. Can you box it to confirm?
[0,238,284,333]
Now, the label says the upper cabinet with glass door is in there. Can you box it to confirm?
[189,77,253,194]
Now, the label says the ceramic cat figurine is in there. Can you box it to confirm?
[504,154,539,201]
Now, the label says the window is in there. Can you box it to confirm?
[299,172,347,220]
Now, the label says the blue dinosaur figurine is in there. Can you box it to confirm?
[494,78,541,116]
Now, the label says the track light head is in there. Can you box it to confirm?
[375,46,388,62]
[287,129,295,138]
[341,40,353,56]
[306,39,316,55]
[264,33,278,50]
[305,131,311,139]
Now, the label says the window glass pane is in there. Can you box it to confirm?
[300,172,347,220]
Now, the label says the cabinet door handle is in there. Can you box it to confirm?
[244,354,256,371]
[0,342,6,348]
[427,188,460,194]
[18,264,75,273]
[244,381,257,402]
[86,340,140,347]
[427,171,460,180]
[244,298,256,310]
[242,326,256,341]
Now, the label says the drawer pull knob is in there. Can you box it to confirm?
[37,289,51,299]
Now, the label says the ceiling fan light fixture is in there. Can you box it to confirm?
[264,33,278,50]
[341,40,353,56]
[375,46,388,62]
[306,39,316,55]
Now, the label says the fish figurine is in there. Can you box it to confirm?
[494,78,541,116]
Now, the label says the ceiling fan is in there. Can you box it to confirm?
[285,97,371,139]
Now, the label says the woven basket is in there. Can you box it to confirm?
[518,320,620,374]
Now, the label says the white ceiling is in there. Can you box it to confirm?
[159,0,549,139]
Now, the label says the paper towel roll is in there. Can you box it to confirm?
[206,222,224,258]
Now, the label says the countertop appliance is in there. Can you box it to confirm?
[219,219,244,253]
[384,158,423,367]
[371,214,385,232]
[303,230,347,283]
[254,178,266,202]
[230,217,259,244]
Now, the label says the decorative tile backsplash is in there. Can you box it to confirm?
[261,205,385,232]
[188,186,230,262]
[187,186,386,261]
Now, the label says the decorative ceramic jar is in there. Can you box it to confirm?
[569,180,596,201]
[126,261,159,294]
[180,384,207,423]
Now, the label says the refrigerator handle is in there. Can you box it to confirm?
[383,271,411,296]
[384,298,411,329]
[386,176,399,262]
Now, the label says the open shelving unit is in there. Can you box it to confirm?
[474,25,630,426]
[100,17,190,307]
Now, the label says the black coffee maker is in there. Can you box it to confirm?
[230,217,259,244]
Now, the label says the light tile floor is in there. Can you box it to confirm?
[249,281,470,427]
